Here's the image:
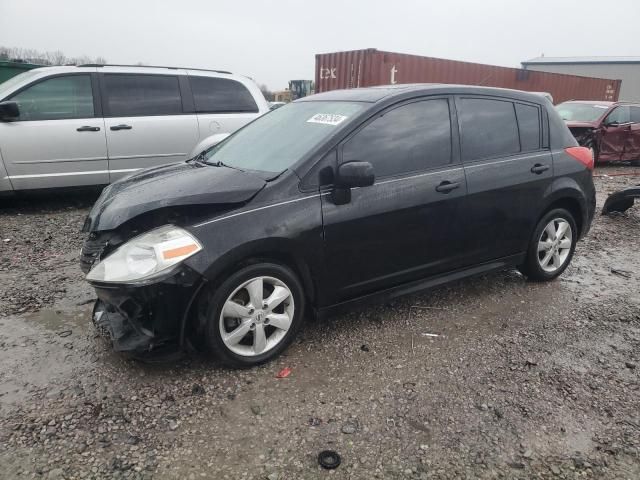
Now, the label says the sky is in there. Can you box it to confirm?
[1,0,639,90]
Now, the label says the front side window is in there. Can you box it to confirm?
[204,101,364,173]
[459,98,520,161]
[515,103,541,152]
[190,76,258,113]
[630,106,640,123]
[342,99,452,178]
[103,74,182,116]
[9,75,94,121]
[605,106,631,125]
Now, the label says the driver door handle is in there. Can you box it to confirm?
[435,181,460,193]
[76,126,100,132]
[110,124,132,131]
[531,164,550,174]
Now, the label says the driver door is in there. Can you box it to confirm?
[320,98,467,304]
[599,106,631,162]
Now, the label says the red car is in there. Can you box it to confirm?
[556,101,640,166]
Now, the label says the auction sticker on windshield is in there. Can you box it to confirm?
[307,113,348,125]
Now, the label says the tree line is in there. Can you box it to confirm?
[0,46,106,66]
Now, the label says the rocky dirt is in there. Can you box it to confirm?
[0,167,638,480]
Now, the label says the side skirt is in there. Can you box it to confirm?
[316,253,526,319]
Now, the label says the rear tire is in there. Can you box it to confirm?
[518,208,577,282]
[202,262,305,368]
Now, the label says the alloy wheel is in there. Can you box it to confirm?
[537,218,573,273]
[219,276,295,356]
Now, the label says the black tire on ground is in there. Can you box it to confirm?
[202,262,305,368]
[518,208,578,282]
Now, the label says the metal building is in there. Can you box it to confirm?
[522,57,640,102]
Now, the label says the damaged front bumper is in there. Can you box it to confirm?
[89,267,204,354]
[602,184,640,215]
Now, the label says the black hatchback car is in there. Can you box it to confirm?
[82,84,596,367]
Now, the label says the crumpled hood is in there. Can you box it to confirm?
[84,162,266,232]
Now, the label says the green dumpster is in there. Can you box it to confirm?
[0,61,45,84]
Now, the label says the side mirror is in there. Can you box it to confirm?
[0,101,19,121]
[336,161,375,188]
[332,161,375,205]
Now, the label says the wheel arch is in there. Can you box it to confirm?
[538,185,586,239]
[185,238,318,340]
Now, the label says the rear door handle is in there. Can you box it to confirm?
[435,181,460,193]
[76,126,100,132]
[531,164,550,174]
[110,124,132,131]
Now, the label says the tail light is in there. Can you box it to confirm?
[565,146,594,171]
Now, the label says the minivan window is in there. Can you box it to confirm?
[605,106,631,124]
[190,76,258,113]
[459,98,520,161]
[103,74,182,116]
[204,101,364,173]
[343,99,452,177]
[8,74,94,121]
[515,103,541,152]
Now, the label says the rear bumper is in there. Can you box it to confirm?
[89,267,203,354]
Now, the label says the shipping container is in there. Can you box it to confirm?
[315,49,621,103]
[0,61,44,84]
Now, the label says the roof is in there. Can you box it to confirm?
[560,100,615,106]
[299,83,551,104]
[523,56,640,65]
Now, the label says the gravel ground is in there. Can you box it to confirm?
[0,167,638,480]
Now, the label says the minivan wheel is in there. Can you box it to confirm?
[203,262,305,367]
[518,208,577,282]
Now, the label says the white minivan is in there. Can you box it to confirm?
[0,65,269,193]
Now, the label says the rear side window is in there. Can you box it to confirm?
[9,75,94,121]
[629,106,640,123]
[190,76,258,113]
[342,99,452,178]
[459,98,519,161]
[103,74,182,116]
[515,103,541,152]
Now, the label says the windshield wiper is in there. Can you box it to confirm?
[209,160,245,172]
[187,152,207,164]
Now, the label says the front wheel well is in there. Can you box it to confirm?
[541,198,584,239]
[186,252,316,346]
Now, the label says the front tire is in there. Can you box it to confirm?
[518,208,577,282]
[203,262,305,368]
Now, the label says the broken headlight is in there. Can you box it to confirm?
[86,225,202,283]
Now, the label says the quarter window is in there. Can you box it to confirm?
[342,99,452,178]
[459,98,520,161]
[103,74,182,116]
[190,76,258,113]
[9,75,94,121]
[515,103,541,152]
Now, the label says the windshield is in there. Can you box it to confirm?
[0,69,43,99]
[204,101,364,173]
[556,102,610,122]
